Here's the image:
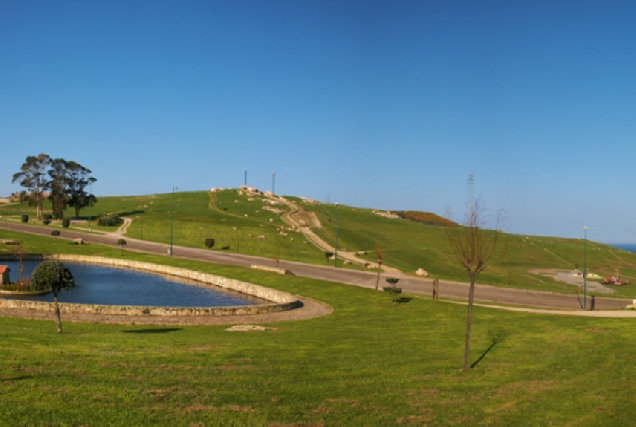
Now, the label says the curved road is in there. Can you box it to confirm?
[0,221,631,310]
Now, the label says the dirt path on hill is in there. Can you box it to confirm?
[279,198,402,273]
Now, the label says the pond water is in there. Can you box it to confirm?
[0,261,260,307]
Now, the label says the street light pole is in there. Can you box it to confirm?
[272,171,276,195]
[584,226,588,309]
[334,203,339,267]
[244,169,247,186]
[88,181,93,232]
[170,187,177,256]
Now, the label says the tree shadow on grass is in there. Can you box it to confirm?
[118,210,145,217]
[0,376,30,382]
[123,328,182,334]
[471,327,509,369]
[396,297,412,304]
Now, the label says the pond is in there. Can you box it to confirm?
[0,261,260,307]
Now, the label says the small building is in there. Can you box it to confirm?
[0,266,10,285]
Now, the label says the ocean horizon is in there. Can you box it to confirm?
[608,244,636,253]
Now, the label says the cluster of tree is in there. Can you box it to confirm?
[395,210,459,227]
[12,154,97,221]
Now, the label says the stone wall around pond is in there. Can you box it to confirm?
[0,254,299,317]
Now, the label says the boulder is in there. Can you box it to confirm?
[416,268,428,277]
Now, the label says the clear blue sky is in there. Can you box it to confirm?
[2,0,636,243]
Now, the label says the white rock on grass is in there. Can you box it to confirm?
[226,325,276,332]
[416,268,428,277]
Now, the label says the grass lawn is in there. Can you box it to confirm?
[0,231,635,425]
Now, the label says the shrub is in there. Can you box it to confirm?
[21,215,28,223]
[384,277,402,307]
[31,261,75,293]
[43,218,51,225]
[395,210,459,227]
[204,238,215,248]
[62,219,70,228]
[221,245,231,250]
[43,213,52,221]
[98,213,121,227]
[51,230,60,238]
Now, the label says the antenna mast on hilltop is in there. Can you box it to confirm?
[467,172,474,203]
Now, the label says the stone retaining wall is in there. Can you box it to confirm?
[0,254,299,317]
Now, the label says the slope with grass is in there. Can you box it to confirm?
[3,189,636,297]
[0,231,635,425]
[296,198,636,298]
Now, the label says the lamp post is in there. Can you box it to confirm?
[88,181,93,232]
[244,169,247,186]
[272,171,276,195]
[334,203,339,267]
[584,226,588,309]
[170,187,177,256]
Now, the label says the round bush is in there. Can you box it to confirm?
[62,219,70,228]
[31,261,75,293]
[21,214,28,223]
[204,238,215,248]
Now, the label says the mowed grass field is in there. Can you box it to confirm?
[3,189,636,297]
[0,230,635,425]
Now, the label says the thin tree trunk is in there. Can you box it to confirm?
[54,291,62,334]
[463,275,476,371]
[375,261,382,290]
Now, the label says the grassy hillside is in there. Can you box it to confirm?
[3,189,636,297]
[0,191,326,265]
[0,230,634,425]
[297,199,636,298]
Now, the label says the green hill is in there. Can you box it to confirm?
[2,188,636,298]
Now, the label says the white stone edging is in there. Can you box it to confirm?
[0,254,299,317]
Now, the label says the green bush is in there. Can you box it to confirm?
[62,219,70,228]
[21,214,28,223]
[51,230,61,238]
[43,218,51,225]
[43,213,52,221]
[98,213,121,227]
[204,238,215,248]
[221,245,231,250]
[31,260,75,293]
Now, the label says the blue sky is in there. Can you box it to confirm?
[2,0,636,243]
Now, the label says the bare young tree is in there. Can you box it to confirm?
[445,198,507,371]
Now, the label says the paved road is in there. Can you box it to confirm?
[0,221,631,310]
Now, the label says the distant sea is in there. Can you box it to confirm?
[608,244,636,254]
